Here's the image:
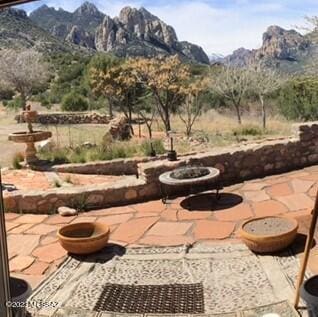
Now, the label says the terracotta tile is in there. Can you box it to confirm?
[244,190,270,202]
[111,217,159,243]
[88,206,135,216]
[7,234,40,256]
[71,216,97,224]
[97,213,133,225]
[23,261,50,275]
[276,194,314,211]
[291,179,314,193]
[9,223,34,234]
[133,200,166,213]
[161,209,178,221]
[299,172,318,181]
[25,224,57,235]
[45,215,76,225]
[41,236,59,246]
[252,200,288,217]
[147,221,193,236]
[241,182,267,191]
[284,209,312,219]
[215,203,254,221]
[178,210,211,220]
[193,220,235,240]
[32,242,67,263]
[5,213,20,221]
[139,235,194,246]
[267,182,293,197]
[265,176,289,185]
[308,183,318,198]
[10,255,34,272]
[14,214,48,224]
[5,222,21,231]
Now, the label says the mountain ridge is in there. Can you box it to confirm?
[28,2,209,64]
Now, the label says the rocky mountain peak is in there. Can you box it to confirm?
[2,7,27,19]
[28,3,209,64]
[74,1,100,16]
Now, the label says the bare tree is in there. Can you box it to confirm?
[211,66,250,124]
[249,64,284,129]
[0,49,49,107]
[178,84,207,137]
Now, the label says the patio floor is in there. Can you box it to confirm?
[5,165,318,289]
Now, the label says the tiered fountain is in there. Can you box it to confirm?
[8,107,52,166]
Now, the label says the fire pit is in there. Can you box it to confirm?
[159,166,221,203]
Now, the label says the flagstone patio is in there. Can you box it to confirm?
[5,165,318,289]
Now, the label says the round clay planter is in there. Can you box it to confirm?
[239,216,298,253]
[300,275,318,316]
[57,222,110,255]
[9,277,32,317]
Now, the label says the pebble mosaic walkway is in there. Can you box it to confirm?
[5,165,318,289]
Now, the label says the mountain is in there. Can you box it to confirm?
[0,8,73,53]
[223,25,316,73]
[29,2,209,64]
[29,2,104,49]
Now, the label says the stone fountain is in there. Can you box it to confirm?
[8,108,52,166]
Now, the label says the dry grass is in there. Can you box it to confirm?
[0,106,295,167]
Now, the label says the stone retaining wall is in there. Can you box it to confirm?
[4,122,318,214]
[139,123,318,186]
[16,112,110,125]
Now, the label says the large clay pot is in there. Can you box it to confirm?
[300,275,318,317]
[58,222,110,255]
[239,216,298,253]
[9,277,32,317]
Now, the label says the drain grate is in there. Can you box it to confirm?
[94,283,205,314]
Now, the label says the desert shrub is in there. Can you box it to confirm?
[0,87,14,101]
[278,77,318,121]
[61,92,89,112]
[12,152,24,169]
[38,147,69,164]
[141,139,166,156]
[5,96,24,109]
[232,124,264,136]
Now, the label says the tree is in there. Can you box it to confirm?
[62,92,89,112]
[0,49,49,107]
[249,64,283,129]
[128,56,191,134]
[88,54,121,117]
[211,66,250,124]
[178,79,208,137]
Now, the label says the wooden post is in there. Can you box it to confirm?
[294,190,318,308]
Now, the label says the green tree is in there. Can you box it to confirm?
[88,54,121,117]
[62,92,89,112]
[278,76,318,120]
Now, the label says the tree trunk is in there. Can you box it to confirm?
[146,123,152,139]
[234,103,242,124]
[163,108,171,135]
[108,99,113,118]
[20,92,26,109]
[128,107,134,136]
[260,94,266,129]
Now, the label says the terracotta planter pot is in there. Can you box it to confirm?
[58,222,110,255]
[300,275,318,316]
[239,216,298,253]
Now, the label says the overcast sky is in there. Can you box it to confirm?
[18,0,318,55]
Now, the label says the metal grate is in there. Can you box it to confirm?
[94,283,205,314]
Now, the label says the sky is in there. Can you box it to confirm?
[18,0,318,56]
